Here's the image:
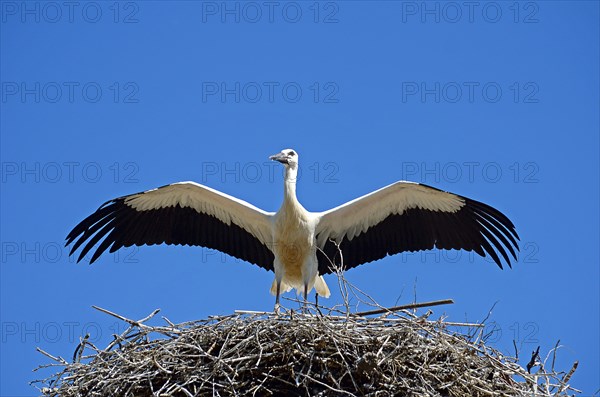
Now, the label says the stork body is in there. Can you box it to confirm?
[66,149,519,309]
[269,151,329,307]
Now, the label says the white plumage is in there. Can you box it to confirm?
[124,182,273,245]
[67,149,519,309]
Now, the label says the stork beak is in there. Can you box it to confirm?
[269,152,289,165]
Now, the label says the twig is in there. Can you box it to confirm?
[36,347,67,364]
[353,299,454,316]
[91,305,160,327]
[557,361,578,393]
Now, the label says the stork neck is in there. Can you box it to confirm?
[283,166,299,204]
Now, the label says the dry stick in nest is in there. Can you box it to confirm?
[31,248,581,397]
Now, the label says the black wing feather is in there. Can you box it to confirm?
[66,197,274,270]
[317,194,519,275]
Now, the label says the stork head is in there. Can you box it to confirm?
[269,149,298,168]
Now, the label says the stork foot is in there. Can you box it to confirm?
[300,302,310,315]
[274,281,282,315]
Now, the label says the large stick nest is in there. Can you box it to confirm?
[33,302,579,396]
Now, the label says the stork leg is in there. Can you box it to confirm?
[274,281,281,315]
[315,292,323,317]
[302,284,309,313]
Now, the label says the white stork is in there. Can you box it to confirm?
[66,149,519,309]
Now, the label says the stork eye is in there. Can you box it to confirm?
[288,151,296,156]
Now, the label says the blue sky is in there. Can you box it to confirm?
[1,1,598,395]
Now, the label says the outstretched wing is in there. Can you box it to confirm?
[315,181,519,274]
[66,182,275,269]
